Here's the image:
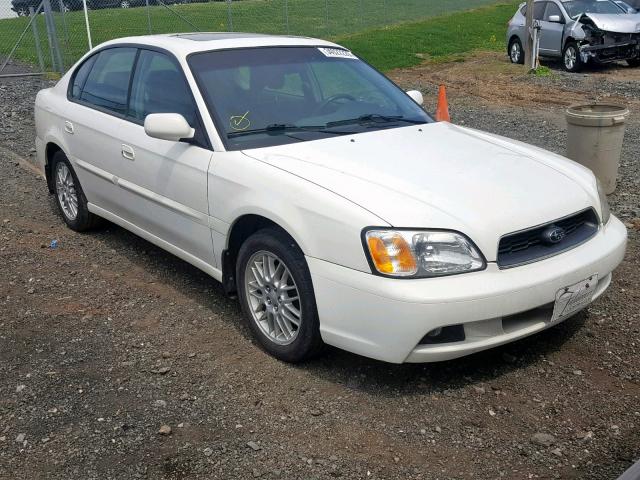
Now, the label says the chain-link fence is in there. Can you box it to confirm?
[0,0,503,76]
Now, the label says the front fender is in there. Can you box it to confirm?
[208,151,388,273]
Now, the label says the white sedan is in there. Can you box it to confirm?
[35,33,627,364]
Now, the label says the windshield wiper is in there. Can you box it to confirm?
[326,114,427,128]
[227,123,356,138]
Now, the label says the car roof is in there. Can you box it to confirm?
[98,32,342,59]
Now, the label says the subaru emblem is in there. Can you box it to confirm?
[542,226,566,244]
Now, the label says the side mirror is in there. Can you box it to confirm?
[548,14,562,23]
[406,90,424,105]
[144,113,195,142]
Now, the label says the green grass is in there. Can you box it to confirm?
[339,2,521,71]
[0,0,512,71]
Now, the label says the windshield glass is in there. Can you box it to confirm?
[188,46,431,150]
[562,0,625,17]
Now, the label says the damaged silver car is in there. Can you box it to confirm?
[507,0,640,71]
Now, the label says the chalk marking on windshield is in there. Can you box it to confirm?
[230,111,251,131]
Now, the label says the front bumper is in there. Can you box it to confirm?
[308,215,627,364]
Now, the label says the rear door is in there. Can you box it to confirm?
[539,1,565,56]
[66,47,137,216]
[116,48,216,268]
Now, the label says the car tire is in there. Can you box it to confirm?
[627,58,640,68]
[51,151,101,232]
[236,227,324,363]
[563,42,583,72]
[508,37,525,65]
[120,0,130,8]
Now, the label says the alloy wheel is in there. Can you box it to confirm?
[244,251,302,345]
[565,47,577,70]
[55,162,78,221]
[510,42,521,63]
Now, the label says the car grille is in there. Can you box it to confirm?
[497,208,599,268]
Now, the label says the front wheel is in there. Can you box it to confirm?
[563,42,583,72]
[236,228,324,362]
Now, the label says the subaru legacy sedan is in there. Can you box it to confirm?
[35,33,627,364]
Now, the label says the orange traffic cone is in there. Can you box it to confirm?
[435,85,450,122]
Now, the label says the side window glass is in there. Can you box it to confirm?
[544,2,562,20]
[81,48,136,115]
[533,2,546,20]
[128,49,197,126]
[70,54,97,99]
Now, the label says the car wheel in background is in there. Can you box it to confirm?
[508,37,525,65]
[236,228,324,363]
[563,42,583,72]
[52,151,101,232]
[120,0,130,8]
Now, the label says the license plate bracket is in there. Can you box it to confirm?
[551,274,598,323]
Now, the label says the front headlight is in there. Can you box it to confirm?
[596,179,611,225]
[364,229,485,278]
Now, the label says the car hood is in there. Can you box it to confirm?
[242,122,598,261]
[581,13,640,33]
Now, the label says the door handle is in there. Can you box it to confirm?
[64,121,74,134]
[121,144,135,161]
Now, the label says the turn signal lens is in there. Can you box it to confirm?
[364,229,485,278]
[366,232,418,276]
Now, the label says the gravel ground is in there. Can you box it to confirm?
[1,59,639,480]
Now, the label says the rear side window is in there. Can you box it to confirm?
[70,54,97,99]
[80,48,137,115]
[128,49,197,125]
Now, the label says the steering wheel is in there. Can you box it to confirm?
[314,93,357,115]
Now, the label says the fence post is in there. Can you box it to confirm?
[226,0,233,32]
[30,7,45,71]
[58,0,69,46]
[145,0,152,34]
[82,0,92,49]
[43,0,64,73]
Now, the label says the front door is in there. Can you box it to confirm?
[539,1,566,56]
[115,48,216,268]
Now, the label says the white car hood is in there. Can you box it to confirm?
[582,13,640,33]
[242,122,598,261]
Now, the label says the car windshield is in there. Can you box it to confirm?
[562,0,625,17]
[188,46,432,150]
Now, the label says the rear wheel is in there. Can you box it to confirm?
[236,228,323,362]
[509,37,525,65]
[52,151,101,231]
[563,42,583,72]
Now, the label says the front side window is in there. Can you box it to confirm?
[80,47,137,115]
[128,49,197,126]
[189,46,431,150]
[544,2,563,19]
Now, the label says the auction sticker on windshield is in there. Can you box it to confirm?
[318,47,358,59]
[551,275,598,323]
